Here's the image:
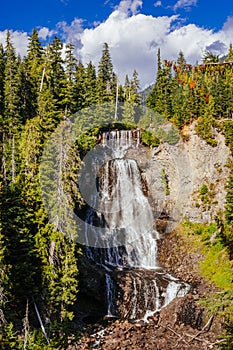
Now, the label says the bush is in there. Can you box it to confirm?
[141,130,160,147]
[199,184,208,195]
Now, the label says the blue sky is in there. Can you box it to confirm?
[0,0,233,87]
[1,0,232,32]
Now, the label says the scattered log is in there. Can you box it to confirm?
[187,314,214,343]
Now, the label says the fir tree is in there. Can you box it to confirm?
[147,55,173,119]
[17,59,35,122]
[97,43,116,104]
[202,51,220,63]
[49,36,66,111]
[3,32,22,184]
[4,31,21,133]
[74,61,87,110]
[226,43,233,61]
[0,43,5,123]
[177,50,186,69]
[26,29,44,116]
[122,70,141,123]
[225,171,233,223]
[61,43,77,116]
[85,61,97,107]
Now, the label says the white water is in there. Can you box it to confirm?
[105,274,115,317]
[85,130,158,269]
[84,130,189,320]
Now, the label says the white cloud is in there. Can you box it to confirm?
[221,16,233,37]
[0,30,28,57]
[116,0,143,15]
[56,18,84,56]
[75,2,233,88]
[38,27,56,40]
[154,1,162,7]
[79,11,177,87]
[173,0,197,11]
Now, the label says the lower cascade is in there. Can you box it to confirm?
[84,130,189,321]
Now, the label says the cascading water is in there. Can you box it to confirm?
[84,129,189,320]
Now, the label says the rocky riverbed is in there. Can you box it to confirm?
[69,295,223,350]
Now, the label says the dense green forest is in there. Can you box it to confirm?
[0,28,233,348]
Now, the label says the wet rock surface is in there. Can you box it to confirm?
[70,295,222,350]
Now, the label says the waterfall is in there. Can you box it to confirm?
[84,130,189,320]
[85,157,158,269]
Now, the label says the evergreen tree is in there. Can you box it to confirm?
[26,28,44,117]
[1,184,42,321]
[147,56,173,119]
[225,171,233,223]
[0,180,7,326]
[0,43,5,123]
[177,50,186,69]
[4,31,21,133]
[210,69,229,119]
[61,43,77,116]
[195,94,217,146]
[85,61,97,107]
[74,61,87,110]
[0,44,6,184]
[37,87,60,133]
[130,70,141,105]
[3,32,23,184]
[223,121,233,222]
[17,59,35,122]
[27,29,43,67]
[202,51,220,63]
[49,36,66,111]
[97,43,116,104]
[226,43,233,61]
[157,47,162,74]
[122,70,141,123]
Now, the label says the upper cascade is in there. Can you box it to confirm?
[101,129,141,158]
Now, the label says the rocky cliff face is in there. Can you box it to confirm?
[128,123,231,233]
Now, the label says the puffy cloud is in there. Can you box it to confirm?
[222,16,233,32]
[116,0,143,15]
[79,12,177,87]
[154,1,162,7]
[173,0,197,11]
[38,27,56,40]
[0,30,28,57]
[75,3,233,88]
[56,18,84,54]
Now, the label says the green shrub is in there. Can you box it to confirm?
[161,168,170,195]
[199,184,208,195]
[141,130,160,147]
